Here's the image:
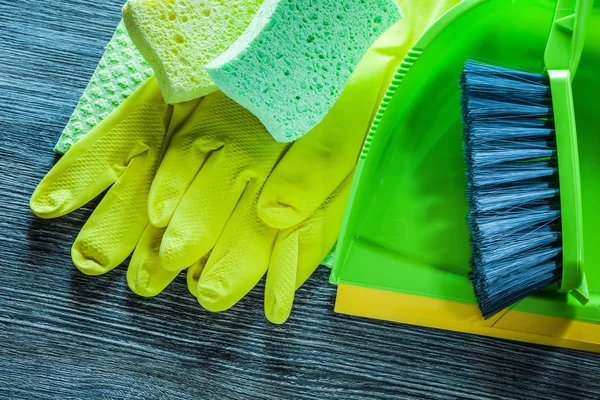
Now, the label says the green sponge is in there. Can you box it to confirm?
[55,20,153,154]
[122,0,263,104]
[206,0,402,142]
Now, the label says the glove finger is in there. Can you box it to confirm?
[186,251,212,297]
[264,230,299,324]
[159,147,246,271]
[196,179,277,312]
[293,174,353,286]
[127,224,176,297]
[31,77,167,218]
[159,92,289,271]
[128,225,209,297]
[71,151,159,275]
[256,22,406,230]
[264,174,353,324]
[148,97,223,227]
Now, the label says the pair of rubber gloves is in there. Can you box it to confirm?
[30,0,458,323]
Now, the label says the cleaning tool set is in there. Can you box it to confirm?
[332,0,600,352]
[461,0,591,318]
[32,0,409,323]
[33,0,600,346]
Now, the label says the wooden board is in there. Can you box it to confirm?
[0,1,599,398]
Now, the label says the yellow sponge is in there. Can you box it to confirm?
[122,0,263,104]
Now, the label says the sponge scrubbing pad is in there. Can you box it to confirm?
[55,21,153,154]
[123,0,263,104]
[207,0,402,142]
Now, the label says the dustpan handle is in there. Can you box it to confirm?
[545,0,593,302]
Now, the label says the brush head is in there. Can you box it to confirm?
[461,60,562,318]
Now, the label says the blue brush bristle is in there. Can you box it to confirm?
[461,60,562,319]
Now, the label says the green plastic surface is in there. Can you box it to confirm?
[331,0,600,323]
[546,0,592,299]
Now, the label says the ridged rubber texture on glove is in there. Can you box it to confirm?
[55,20,153,154]
[194,179,278,312]
[127,224,172,296]
[149,91,289,271]
[32,78,170,275]
[123,0,263,104]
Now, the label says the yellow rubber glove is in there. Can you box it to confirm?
[30,77,207,276]
[32,0,460,325]
[124,26,397,313]
[129,0,460,324]
[124,23,405,319]
[127,90,289,296]
[30,78,172,275]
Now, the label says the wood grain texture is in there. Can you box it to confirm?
[0,1,599,399]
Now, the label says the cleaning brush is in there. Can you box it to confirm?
[460,0,592,318]
[462,61,563,318]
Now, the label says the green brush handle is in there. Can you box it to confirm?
[544,0,593,303]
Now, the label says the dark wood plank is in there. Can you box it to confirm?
[0,1,599,399]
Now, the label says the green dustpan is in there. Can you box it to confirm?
[331,0,600,328]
